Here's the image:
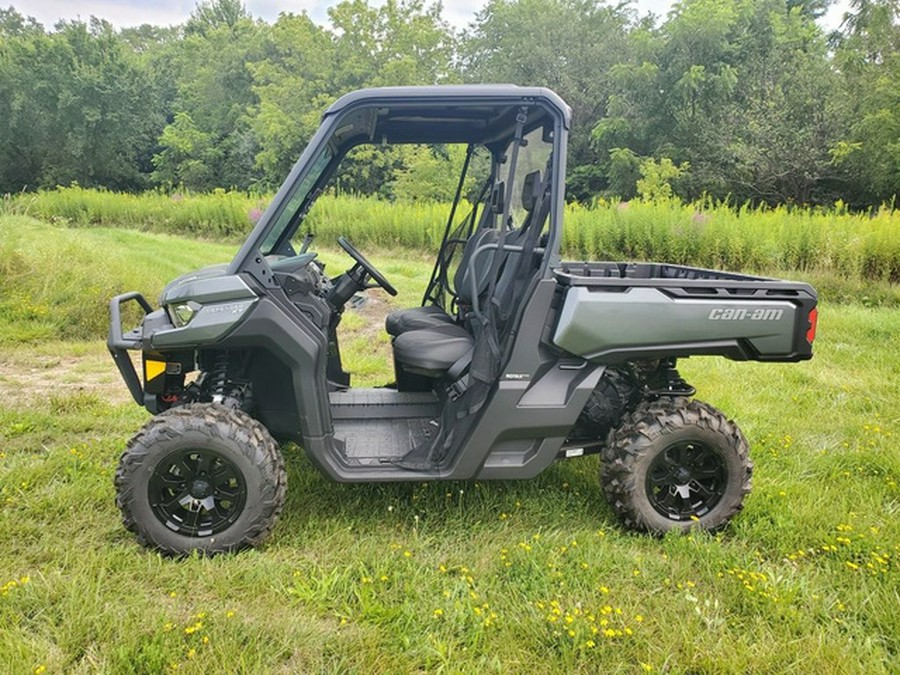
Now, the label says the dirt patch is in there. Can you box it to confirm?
[0,343,135,407]
[345,292,394,337]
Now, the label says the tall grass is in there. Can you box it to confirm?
[7,187,900,282]
[8,186,265,239]
[563,199,900,283]
[305,195,450,250]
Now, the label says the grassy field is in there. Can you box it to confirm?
[1,216,898,673]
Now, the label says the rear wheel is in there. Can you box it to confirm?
[601,398,752,534]
[115,403,286,555]
[575,366,641,437]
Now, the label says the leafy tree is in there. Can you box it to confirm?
[566,164,607,203]
[787,0,834,19]
[248,12,336,184]
[0,10,49,190]
[636,156,688,200]
[152,112,218,188]
[0,6,42,36]
[0,15,160,192]
[156,0,264,190]
[593,0,841,204]
[462,0,638,189]
[606,147,641,200]
[118,23,180,53]
[831,0,900,204]
[186,0,250,35]
[723,2,841,203]
[0,0,893,207]
[390,145,481,202]
[329,0,455,89]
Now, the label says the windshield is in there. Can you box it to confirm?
[260,146,334,256]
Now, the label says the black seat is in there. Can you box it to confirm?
[391,171,546,380]
[391,323,474,376]
[385,227,500,336]
[386,170,542,338]
[385,304,452,335]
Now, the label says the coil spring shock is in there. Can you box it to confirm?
[209,351,230,403]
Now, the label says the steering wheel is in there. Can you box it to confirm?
[337,236,398,296]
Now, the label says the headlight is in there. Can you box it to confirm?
[169,301,201,328]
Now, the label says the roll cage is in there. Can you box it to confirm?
[227,85,572,289]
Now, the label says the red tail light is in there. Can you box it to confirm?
[806,308,818,343]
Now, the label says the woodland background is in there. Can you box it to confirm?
[0,0,898,208]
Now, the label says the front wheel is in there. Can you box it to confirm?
[601,398,752,534]
[115,403,286,555]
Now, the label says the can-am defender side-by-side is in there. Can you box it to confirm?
[108,86,818,555]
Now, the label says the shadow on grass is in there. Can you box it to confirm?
[274,444,617,541]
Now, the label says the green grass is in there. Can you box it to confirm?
[0,215,432,346]
[0,217,898,672]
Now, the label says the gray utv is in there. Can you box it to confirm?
[108,86,818,555]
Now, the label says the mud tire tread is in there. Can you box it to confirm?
[115,403,286,556]
[601,397,752,534]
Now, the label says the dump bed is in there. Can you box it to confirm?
[551,261,817,363]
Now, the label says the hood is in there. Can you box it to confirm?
[159,264,254,306]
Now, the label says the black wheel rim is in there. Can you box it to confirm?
[148,448,247,537]
[645,441,728,521]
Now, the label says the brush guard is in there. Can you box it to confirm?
[107,292,153,406]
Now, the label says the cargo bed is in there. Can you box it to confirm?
[551,261,818,363]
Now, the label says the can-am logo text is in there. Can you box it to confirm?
[708,308,784,321]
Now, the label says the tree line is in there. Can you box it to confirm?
[0,0,897,207]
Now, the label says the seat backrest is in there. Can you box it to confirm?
[520,170,542,215]
[452,170,544,309]
[490,170,545,302]
[453,227,500,306]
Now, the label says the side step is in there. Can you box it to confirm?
[332,418,440,464]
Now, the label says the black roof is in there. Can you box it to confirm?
[322,85,571,147]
